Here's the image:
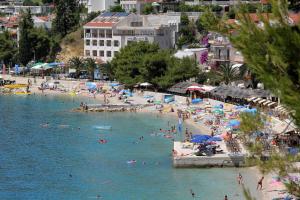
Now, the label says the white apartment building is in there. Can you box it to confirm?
[87,0,116,13]
[83,12,180,63]
[184,0,261,6]
[120,0,159,14]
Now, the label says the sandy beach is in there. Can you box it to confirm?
[2,76,292,200]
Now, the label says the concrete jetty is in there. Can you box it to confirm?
[74,103,148,112]
[173,142,247,168]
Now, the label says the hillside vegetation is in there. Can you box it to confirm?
[57,28,84,63]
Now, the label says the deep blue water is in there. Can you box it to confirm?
[0,95,248,200]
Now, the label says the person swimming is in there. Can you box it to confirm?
[127,160,136,164]
[98,139,107,144]
[41,122,49,128]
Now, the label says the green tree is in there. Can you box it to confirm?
[216,64,239,85]
[0,32,17,65]
[84,11,101,24]
[42,0,53,4]
[197,1,300,197]
[18,9,34,66]
[142,3,153,15]
[109,5,125,12]
[84,58,97,80]
[112,42,198,88]
[29,28,51,62]
[239,112,265,137]
[227,8,236,19]
[199,0,300,126]
[68,56,83,77]
[23,0,40,6]
[52,0,80,37]
[180,12,189,26]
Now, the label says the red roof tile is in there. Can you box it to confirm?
[226,19,236,25]
[247,13,270,23]
[260,0,268,4]
[289,12,300,25]
[85,22,114,27]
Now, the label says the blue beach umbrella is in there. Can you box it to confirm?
[86,82,97,90]
[228,119,240,127]
[207,136,222,142]
[191,134,212,143]
[110,83,120,87]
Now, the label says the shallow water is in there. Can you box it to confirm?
[0,95,252,200]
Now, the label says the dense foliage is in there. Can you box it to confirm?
[18,10,60,65]
[0,32,17,65]
[177,13,197,49]
[109,5,125,12]
[18,10,34,66]
[52,0,80,37]
[68,56,97,80]
[111,42,198,89]
[199,0,300,127]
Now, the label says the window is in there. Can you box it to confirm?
[92,29,98,38]
[106,40,111,46]
[114,51,118,56]
[114,40,119,47]
[99,29,105,37]
[106,29,112,38]
[99,40,104,46]
[85,50,90,56]
[86,40,90,46]
[130,21,143,27]
[92,40,97,46]
[85,29,91,38]
[99,50,104,57]
[106,51,111,57]
[92,50,97,57]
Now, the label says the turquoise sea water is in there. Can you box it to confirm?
[0,95,250,200]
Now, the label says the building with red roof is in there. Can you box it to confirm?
[83,12,180,63]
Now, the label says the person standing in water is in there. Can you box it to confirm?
[237,173,243,185]
[257,176,264,190]
[190,189,195,198]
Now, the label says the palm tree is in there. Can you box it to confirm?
[84,58,97,80]
[216,64,239,85]
[68,56,83,77]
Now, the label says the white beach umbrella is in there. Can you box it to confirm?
[140,82,152,87]
[186,85,204,91]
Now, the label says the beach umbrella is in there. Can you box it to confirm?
[191,134,212,143]
[187,85,204,91]
[86,82,97,90]
[213,109,224,115]
[140,82,152,87]
[110,83,120,87]
[207,136,222,142]
[191,98,202,104]
[228,119,240,127]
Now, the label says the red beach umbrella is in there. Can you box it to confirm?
[187,85,204,91]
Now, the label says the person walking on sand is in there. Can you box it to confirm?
[257,176,264,190]
[237,173,243,185]
[224,195,228,200]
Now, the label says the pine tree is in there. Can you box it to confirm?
[18,9,34,66]
[52,0,80,37]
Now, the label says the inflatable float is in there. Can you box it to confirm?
[94,126,112,130]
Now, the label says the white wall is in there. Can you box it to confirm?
[88,0,115,13]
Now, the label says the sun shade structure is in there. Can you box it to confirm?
[210,86,272,99]
[167,82,199,94]
[187,85,204,91]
